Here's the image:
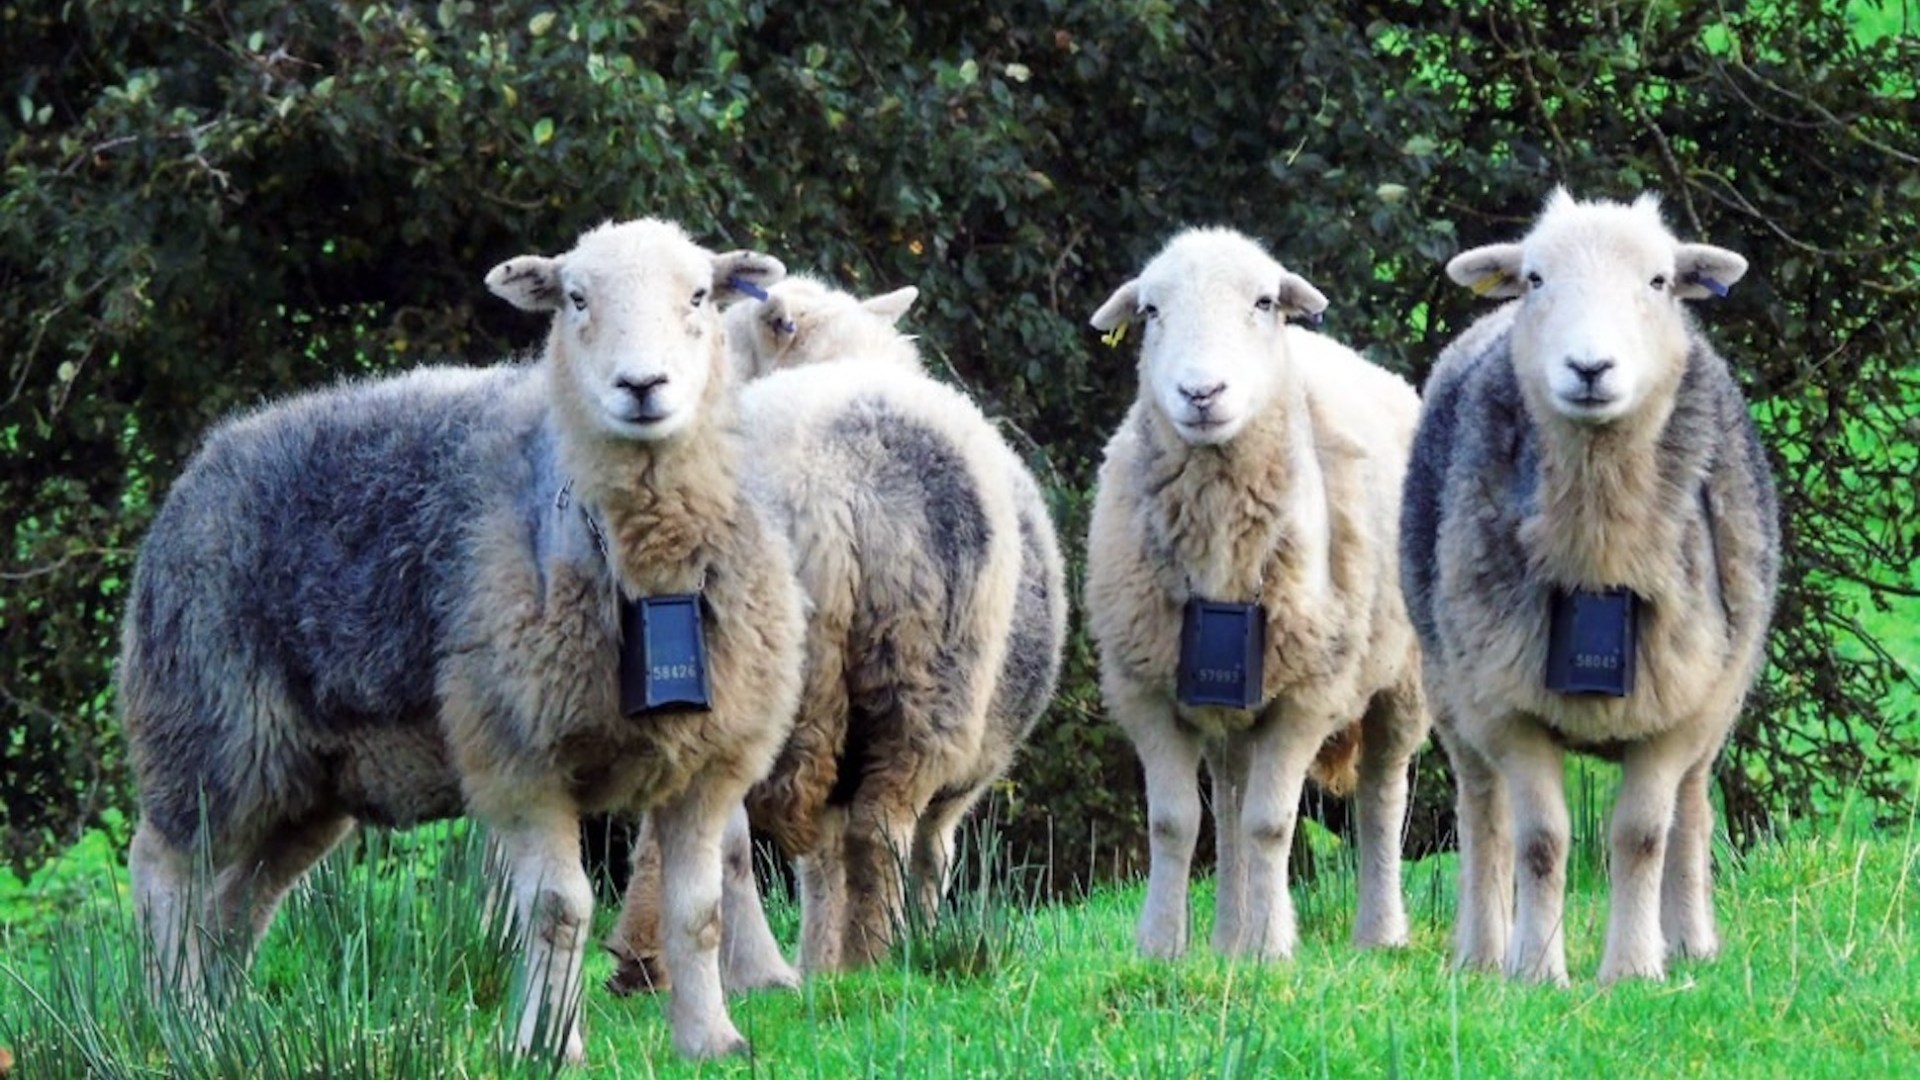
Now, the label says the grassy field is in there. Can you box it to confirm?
[4,790,1917,1080]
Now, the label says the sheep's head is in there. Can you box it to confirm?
[1447,188,1747,426]
[721,275,920,381]
[486,218,785,441]
[1090,228,1329,446]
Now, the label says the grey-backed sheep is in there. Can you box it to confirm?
[1083,228,1430,960]
[1400,188,1780,984]
[119,218,805,1060]
[606,275,1068,984]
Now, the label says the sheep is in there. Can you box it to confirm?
[117,218,806,1061]
[1082,227,1430,962]
[1400,188,1780,985]
[605,274,1068,986]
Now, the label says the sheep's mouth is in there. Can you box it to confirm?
[1554,390,1623,421]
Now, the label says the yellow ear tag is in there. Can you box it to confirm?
[1471,272,1512,297]
[1101,321,1129,348]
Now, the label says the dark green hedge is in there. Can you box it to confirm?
[4,0,1915,884]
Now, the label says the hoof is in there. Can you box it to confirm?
[675,1025,750,1060]
[605,954,669,996]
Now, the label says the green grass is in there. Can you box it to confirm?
[4,797,1919,1079]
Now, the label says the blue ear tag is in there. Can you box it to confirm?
[1176,599,1267,709]
[1544,587,1637,697]
[620,594,714,715]
[1685,272,1730,298]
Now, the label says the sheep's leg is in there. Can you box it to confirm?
[1130,707,1204,960]
[1598,733,1697,984]
[1203,739,1250,954]
[718,802,800,991]
[1352,682,1424,949]
[1497,727,1569,984]
[214,813,356,955]
[842,788,925,968]
[796,807,848,973]
[1661,751,1720,961]
[652,780,750,1058]
[494,803,593,1063]
[1439,725,1512,971]
[605,814,668,994]
[909,787,980,925]
[131,821,209,997]
[1230,711,1326,960]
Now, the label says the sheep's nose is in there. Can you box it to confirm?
[1180,382,1226,406]
[1566,358,1615,386]
[614,373,668,408]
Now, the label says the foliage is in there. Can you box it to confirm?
[2,0,1916,878]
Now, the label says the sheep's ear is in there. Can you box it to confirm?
[1674,243,1748,300]
[485,255,564,312]
[1446,243,1526,298]
[1276,271,1329,321]
[1545,186,1579,215]
[713,251,787,301]
[1089,279,1140,333]
[861,286,918,325]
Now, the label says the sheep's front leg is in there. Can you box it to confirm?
[494,803,593,1063]
[1229,710,1325,959]
[1439,725,1512,971]
[1661,752,1720,962]
[652,781,749,1058]
[1496,727,1569,985]
[718,802,800,991]
[1353,680,1424,949]
[1127,701,1203,960]
[1203,741,1250,954]
[1599,733,1696,983]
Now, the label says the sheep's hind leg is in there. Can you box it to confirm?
[718,802,800,991]
[131,822,209,999]
[842,785,927,969]
[1352,680,1424,949]
[796,807,849,973]
[214,812,356,957]
[1230,710,1327,960]
[653,779,751,1058]
[1661,752,1720,962]
[1438,724,1512,971]
[909,786,981,925]
[605,814,669,994]
[1203,739,1250,954]
[493,800,593,1063]
[1496,726,1569,985]
[1125,696,1203,960]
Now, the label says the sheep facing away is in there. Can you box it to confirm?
[605,275,1068,986]
[1400,189,1780,984]
[119,219,805,1060]
[1083,228,1430,961]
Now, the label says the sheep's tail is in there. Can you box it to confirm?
[1307,720,1362,798]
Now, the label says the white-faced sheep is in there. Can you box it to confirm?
[118,218,805,1061]
[1083,228,1430,961]
[1400,188,1780,984]
[605,275,1068,986]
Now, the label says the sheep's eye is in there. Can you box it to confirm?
[567,289,588,311]
[1254,296,1277,313]
[1138,303,1160,321]
[1650,274,1668,291]
[690,288,709,307]
[1525,271,1544,289]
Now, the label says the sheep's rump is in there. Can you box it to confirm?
[1399,307,1780,739]
[121,362,557,847]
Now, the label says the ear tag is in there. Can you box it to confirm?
[1544,587,1637,697]
[726,275,771,302]
[1305,310,1324,326]
[1101,321,1129,348]
[1471,272,1512,297]
[1685,272,1730,298]
[620,594,714,716]
[1176,598,1267,709]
